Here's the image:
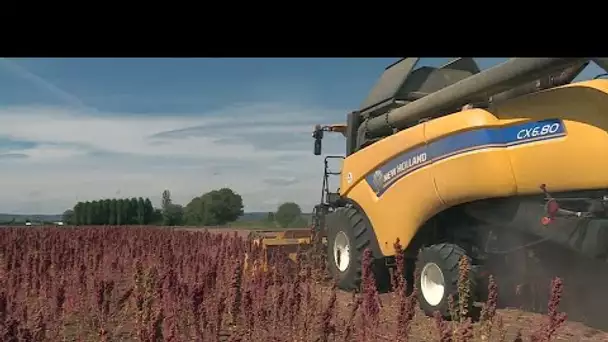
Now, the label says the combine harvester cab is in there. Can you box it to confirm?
[312,58,608,318]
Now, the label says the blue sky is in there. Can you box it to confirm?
[0,58,604,214]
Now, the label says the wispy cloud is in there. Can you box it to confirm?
[263,176,300,187]
[0,59,95,111]
[0,153,28,160]
[0,103,347,214]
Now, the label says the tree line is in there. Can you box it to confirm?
[64,198,159,225]
[161,188,246,226]
[62,188,308,228]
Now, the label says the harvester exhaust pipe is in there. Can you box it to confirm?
[363,58,588,138]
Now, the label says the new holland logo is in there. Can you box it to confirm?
[372,170,384,190]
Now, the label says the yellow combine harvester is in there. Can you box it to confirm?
[305,58,608,318]
[253,58,608,318]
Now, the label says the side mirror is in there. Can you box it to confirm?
[313,125,323,155]
[314,138,322,155]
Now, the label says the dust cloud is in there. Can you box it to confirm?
[484,239,608,331]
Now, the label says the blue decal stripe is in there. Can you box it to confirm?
[432,143,504,162]
[365,119,566,197]
[504,132,566,146]
[381,160,433,189]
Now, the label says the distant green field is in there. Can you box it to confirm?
[0,212,313,229]
[209,218,309,230]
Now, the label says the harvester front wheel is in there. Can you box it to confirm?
[326,207,388,291]
[416,243,478,318]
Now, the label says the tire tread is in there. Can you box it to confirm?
[327,206,387,291]
[417,242,478,318]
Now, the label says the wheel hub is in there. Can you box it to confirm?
[333,231,351,272]
[420,262,445,306]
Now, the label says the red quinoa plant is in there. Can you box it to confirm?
[0,226,581,341]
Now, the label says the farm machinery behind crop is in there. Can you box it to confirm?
[247,229,312,264]
[245,127,347,269]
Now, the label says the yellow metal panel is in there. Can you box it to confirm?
[432,149,517,206]
[424,108,501,140]
[424,109,518,206]
[347,164,443,256]
[262,238,311,246]
[492,80,608,193]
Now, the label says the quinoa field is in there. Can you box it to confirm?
[1,226,607,341]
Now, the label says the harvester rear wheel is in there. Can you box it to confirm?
[326,207,389,291]
[416,243,478,318]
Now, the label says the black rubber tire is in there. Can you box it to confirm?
[326,207,389,291]
[416,243,478,318]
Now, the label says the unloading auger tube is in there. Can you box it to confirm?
[361,58,589,138]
